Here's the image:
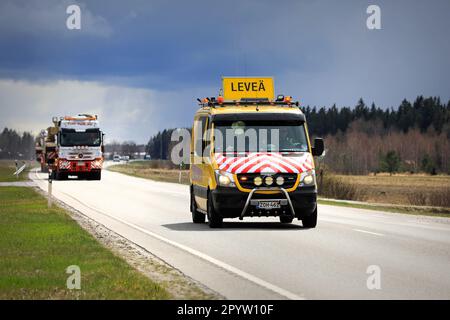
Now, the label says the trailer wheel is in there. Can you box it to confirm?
[49,170,56,180]
[191,187,205,223]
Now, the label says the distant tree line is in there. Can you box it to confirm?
[316,96,450,174]
[104,141,145,159]
[0,128,35,160]
[305,96,450,137]
[146,129,191,161]
[146,96,450,174]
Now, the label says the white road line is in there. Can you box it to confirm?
[352,228,385,237]
[30,169,305,300]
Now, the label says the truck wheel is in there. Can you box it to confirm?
[207,193,223,228]
[191,187,205,223]
[302,208,317,228]
[87,172,101,180]
[57,172,68,180]
[279,216,294,224]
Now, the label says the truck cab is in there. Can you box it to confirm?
[189,78,324,228]
[51,114,104,180]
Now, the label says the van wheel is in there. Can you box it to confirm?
[280,216,294,224]
[207,193,223,228]
[191,187,205,223]
[302,208,317,228]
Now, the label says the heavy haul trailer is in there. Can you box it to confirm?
[36,115,104,180]
[35,121,59,173]
[189,77,324,228]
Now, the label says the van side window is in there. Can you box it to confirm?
[194,116,207,157]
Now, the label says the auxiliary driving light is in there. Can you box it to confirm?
[276,176,284,186]
[265,176,274,186]
[254,176,263,186]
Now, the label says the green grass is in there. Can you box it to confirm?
[0,160,31,182]
[0,187,170,299]
[109,162,190,185]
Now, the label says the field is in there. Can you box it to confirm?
[335,173,450,206]
[108,162,450,214]
[0,160,32,182]
[108,161,190,185]
[0,187,170,299]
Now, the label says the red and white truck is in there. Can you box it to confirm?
[36,114,104,180]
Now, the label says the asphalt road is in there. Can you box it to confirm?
[30,167,450,299]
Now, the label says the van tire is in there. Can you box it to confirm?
[280,216,294,224]
[207,193,223,228]
[191,188,205,223]
[302,208,317,228]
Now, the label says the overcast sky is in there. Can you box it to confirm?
[0,0,449,143]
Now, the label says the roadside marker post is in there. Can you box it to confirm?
[48,174,53,208]
[12,162,27,179]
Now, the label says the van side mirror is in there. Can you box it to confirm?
[312,138,324,156]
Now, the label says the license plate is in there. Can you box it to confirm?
[77,162,85,166]
[256,200,281,210]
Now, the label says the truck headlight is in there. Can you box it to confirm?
[300,170,315,186]
[215,170,236,187]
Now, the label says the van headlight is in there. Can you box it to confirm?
[300,170,315,186]
[215,170,236,187]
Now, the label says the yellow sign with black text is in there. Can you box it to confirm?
[222,77,274,101]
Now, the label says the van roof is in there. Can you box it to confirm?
[195,104,304,117]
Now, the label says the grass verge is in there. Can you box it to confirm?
[0,186,170,299]
[109,162,190,185]
[318,198,450,218]
[0,160,32,182]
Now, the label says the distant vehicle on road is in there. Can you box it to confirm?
[36,114,104,180]
[113,155,121,162]
[190,77,324,228]
[123,155,130,162]
[144,154,151,160]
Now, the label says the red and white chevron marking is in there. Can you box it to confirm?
[214,152,314,174]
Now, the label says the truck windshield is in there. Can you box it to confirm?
[213,120,308,153]
[59,129,101,147]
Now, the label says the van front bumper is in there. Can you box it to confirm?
[210,186,317,219]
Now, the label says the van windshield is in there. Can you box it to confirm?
[213,120,308,153]
[59,129,101,147]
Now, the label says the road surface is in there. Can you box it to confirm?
[30,167,450,299]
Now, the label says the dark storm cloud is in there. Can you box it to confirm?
[0,0,449,142]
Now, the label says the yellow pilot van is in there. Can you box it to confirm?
[190,77,324,228]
